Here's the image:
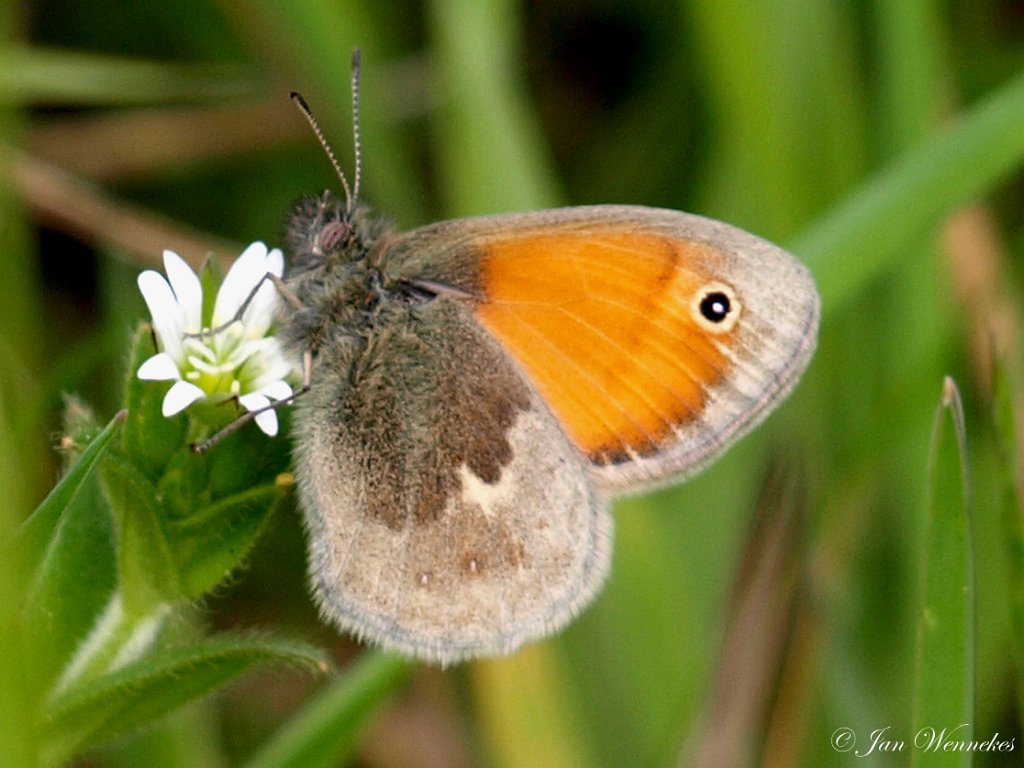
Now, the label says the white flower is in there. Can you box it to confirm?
[136,242,297,436]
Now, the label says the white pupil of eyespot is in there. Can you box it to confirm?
[700,291,731,322]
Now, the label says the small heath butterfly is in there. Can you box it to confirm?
[278,53,819,665]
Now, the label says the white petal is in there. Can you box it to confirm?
[137,271,183,361]
[137,352,181,381]
[238,392,278,436]
[254,409,279,436]
[137,270,174,319]
[240,336,294,374]
[259,379,294,401]
[266,247,284,277]
[238,241,270,271]
[244,285,281,339]
[162,250,203,332]
[213,242,270,327]
[162,380,206,416]
[237,391,269,411]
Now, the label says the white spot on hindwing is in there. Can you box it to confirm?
[459,461,517,516]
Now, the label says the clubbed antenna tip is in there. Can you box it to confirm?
[290,49,365,215]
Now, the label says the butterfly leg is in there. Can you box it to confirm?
[186,272,304,341]
[190,346,312,453]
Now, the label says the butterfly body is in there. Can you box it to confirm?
[280,190,819,664]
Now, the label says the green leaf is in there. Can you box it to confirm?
[17,412,123,685]
[100,459,183,612]
[198,256,225,329]
[122,324,188,482]
[45,633,331,764]
[48,592,172,703]
[155,446,211,522]
[204,412,293,499]
[15,408,123,561]
[173,482,287,598]
[911,377,975,767]
[242,652,412,768]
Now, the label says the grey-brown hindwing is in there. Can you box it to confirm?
[291,296,613,664]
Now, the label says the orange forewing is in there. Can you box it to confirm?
[473,228,737,463]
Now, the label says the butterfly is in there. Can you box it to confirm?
[271,53,819,665]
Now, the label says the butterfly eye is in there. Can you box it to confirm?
[693,282,740,333]
[317,220,354,253]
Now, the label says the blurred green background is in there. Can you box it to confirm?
[2,0,1024,766]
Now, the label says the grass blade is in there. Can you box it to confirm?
[793,67,1024,312]
[911,377,974,767]
[991,353,1024,735]
[425,0,560,215]
[242,652,412,768]
[0,46,257,105]
[471,644,594,768]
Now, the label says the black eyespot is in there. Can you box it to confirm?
[699,291,732,323]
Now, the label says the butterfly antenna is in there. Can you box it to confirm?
[349,48,363,215]
[290,90,354,213]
